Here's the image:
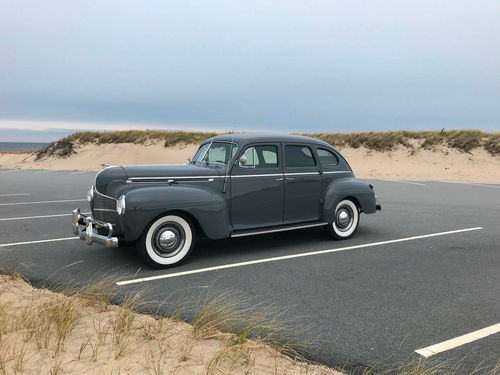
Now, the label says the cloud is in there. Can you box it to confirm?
[1,1,499,134]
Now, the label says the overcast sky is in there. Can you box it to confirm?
[1,1,499,141]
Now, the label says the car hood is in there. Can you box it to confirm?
[95,164,221,197]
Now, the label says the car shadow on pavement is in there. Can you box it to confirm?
[106,224,378,274]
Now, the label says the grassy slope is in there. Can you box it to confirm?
[35,129,500,160]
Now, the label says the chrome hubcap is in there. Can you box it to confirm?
[152,223,185,257]
[159,230,177,250]
[338,210,349,226]
[335,206,354,231]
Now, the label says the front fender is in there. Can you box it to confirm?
[322,178,377,222]
[120,186,229,241]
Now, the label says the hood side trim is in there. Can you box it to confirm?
[128,176,220,180]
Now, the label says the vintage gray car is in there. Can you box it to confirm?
[72,134,381,268]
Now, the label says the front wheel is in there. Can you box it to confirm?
[137,214,195,268]
[327,199,360,240]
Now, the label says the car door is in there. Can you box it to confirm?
[230,144,284,230]
[283,143,322,224]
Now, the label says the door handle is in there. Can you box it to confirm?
[285,177,295,181]
[275,177,284,181]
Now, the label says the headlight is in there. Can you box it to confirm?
[87,186,94,202]
[116,195,126,215]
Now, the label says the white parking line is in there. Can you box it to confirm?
[116,226,482,286]
[70,171,92,175]
[0,199,86,206]
[437,181,500,189]
[0,212,90,221]
[35,170,58,174]
[377,179,426,186]
[0,237,79,248]
[0,169,22,174]
[0,193,31,197]
[415,323,500,358]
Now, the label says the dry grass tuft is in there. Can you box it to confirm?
[483,132,500,156]
[146,349,167,375]
[489,362,500,375]
[139,316,166,342]
[76,276,118,310]
[21,294,80,354]
[0,301,10,338]
[190,290,308,359]
[111,292,141,359]
[0,265,25,282]
[361,359,441,375]
[207,341,261,374]
[89,317,109,362]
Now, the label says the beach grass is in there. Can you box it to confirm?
[33,129,500,159]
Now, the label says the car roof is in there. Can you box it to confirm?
[205,133,335,149]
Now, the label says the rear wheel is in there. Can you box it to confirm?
[327,199,359,240]
[137,214,195,268]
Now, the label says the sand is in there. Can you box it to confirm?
[0,143,199,171]
[340,145,500,183]
[0,275,342,375]
[0,142,499,183]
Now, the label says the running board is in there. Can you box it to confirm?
[231,222,328,238]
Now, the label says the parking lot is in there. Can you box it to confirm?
[0,168,499,374]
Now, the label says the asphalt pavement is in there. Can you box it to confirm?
[0,168,499,374]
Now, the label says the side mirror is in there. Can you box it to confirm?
[187,156,191,163]
[238,155,248,167]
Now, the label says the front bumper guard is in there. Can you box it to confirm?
[72,208,119,248]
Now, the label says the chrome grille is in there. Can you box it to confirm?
[92,188,118,223]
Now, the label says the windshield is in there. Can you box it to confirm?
[192,142,238,164]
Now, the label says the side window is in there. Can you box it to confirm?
[204,144,227,163]
[240,145,278,168]
[285,145,316,168]
[202,143,238,164]
[243,147,259,166]
[192,143,210,162]
[262,150,277,165]
[317,148,339,166]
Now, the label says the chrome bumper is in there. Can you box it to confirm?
[72,208,119,248]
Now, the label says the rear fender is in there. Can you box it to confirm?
[120,186,229,241]
[322,178,377,222]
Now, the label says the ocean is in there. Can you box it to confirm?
[0,142,50,151]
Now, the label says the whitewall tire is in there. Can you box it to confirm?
[327,199,360,240]
[138,214,195,268]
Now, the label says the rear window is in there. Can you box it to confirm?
[285,145,316,168]
[317,148,339,166]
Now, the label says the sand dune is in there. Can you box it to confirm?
[0,142,498,183]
